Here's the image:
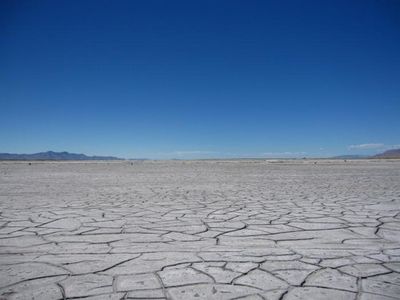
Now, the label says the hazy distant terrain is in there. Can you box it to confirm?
[332,148,400,159]
[1,148,399,161]
[331,155,367,159]
[0,160,399,299]
[0,151,122,161]
[373,149,400,159]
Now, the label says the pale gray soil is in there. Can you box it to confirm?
[0,160,399,299]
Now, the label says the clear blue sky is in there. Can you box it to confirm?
[1,0,399,158]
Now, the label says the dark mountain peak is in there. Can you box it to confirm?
[0,151,123,161]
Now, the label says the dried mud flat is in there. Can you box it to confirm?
[0,160,400,300]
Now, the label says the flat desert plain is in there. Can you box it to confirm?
[0,160,400,300]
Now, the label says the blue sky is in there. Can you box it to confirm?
[1,0,399,159]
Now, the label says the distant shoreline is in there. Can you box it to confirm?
[1,149,399,161]
[1,158,400,163]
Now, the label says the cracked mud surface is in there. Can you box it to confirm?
[0,160,400,300]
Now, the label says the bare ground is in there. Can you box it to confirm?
[0,160,399,299]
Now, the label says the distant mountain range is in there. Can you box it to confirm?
[0,151,123,161]
[333,148,400,159]
[372,148,400,159]
[1,149,399,161]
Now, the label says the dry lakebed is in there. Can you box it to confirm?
[0,160,400,299]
